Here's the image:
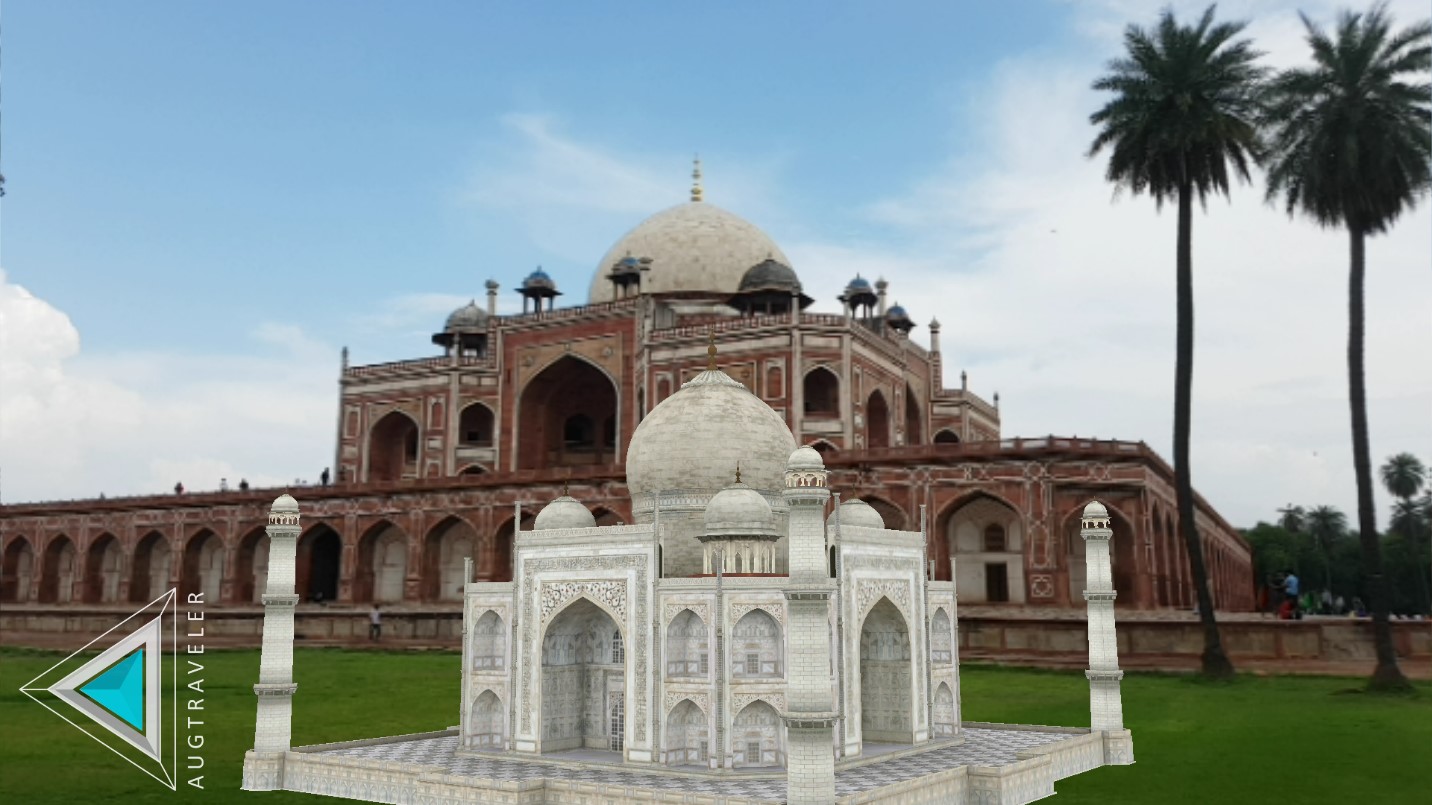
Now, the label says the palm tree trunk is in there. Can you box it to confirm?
[1348,225,1411,692]
[1174,179,1233,679]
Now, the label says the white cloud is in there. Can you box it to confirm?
[0,268,336,502]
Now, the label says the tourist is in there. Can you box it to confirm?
[220,477,229,492]
[1320,589,1333,615]
[1335,594,1346,615]
[174,481,184,495]
[239,478,250,491]
[1283,570,1300,618]
[369,604,382,641]
[321,467,331,486]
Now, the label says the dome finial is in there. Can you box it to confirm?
[706,329,718,371]
[562,478,569,497]
[735,462,742,484]
[691,155,703,202]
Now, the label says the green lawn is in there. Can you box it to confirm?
[1,648,1428,803]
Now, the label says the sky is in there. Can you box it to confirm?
[1,0,1429,529]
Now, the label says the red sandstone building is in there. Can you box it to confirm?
[0,182,1255,615]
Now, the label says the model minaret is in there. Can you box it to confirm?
[781,446,837,805]
[241,493,301,790]
[1081,500,1135,765]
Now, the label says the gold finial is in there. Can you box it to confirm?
[562,479,569,497]
[706,329,717,370]
[691,155,703,202]
[735,462,742,484]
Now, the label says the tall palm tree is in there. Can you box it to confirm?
[1264,5,1430,693]
[1089,5,1265,680]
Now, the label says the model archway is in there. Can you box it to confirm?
[469,690,504,748]
[664,699,708,766]
[517,356,619,470]
[732,700,783,767]
[730,609,782,678]
[297,524,343,603]
[423,516,475,601]
[368,410,420,482]
[859,597,914,743]
[664,608,708,677]
[472,610,505,670]
[866,390,890,449]
[130,531,171,603]
[943,494,1025,603]
[933,682,956,737]
[83,533,123,603]
[2,537,35,603]
[539,598,624,753]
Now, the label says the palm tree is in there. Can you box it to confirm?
[1381,453,1427,502]
[1305,505,1347,592]
[1263,5,1430,693]
[1277,503,1307,533]
[1089,5,1265,680]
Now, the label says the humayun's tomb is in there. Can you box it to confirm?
[0,168,1255,640]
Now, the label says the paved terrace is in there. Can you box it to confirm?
[298,726,1081,802]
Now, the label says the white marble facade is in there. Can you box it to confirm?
[456,357,958,770]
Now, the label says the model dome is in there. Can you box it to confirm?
[625,368,796,507]
[1083,500,1109,519]
[534,496,596,531]
[786,445,825,472]
[703,482,777,538]
[826,498,885,530]
[271,493,299,512]
[588,202,791,303]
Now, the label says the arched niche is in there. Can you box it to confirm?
[368,410,420,482]
[802,367,840,416]
[943,494,1025,603]
[540,598,625,753]
[859,596,914,743]
[422,516,475,601]
[517,356,619,470]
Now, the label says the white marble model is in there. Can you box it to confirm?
[242,348,1135,803]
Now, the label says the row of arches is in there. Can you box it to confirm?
[1,508,624,606]
[802,369,928,449]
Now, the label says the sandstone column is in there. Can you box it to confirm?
[781,447,837,805]
[242,494,301,790]
[1082,500,1135,765]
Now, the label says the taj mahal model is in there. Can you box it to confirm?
[241,339,1136,804]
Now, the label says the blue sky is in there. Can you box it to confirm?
[3,1,1430,527]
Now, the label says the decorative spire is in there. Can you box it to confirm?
[562,479,569,497]
[691,155,703,202]
[706,329,718,371]
[735,462,742,484]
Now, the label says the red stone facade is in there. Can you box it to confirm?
[0,252,1254,613]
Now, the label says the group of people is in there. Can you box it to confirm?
[172,468,332,496]
[1261,571,1367,619]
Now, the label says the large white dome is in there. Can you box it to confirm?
[625,368,796,510]
[588,202,791,303]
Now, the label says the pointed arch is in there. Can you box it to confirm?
[664,698,710,766]
[933,682,956,737]
[368,409,421,482]
[858,596,914,743]
[469,689,504,748]
[866,389,890,449]
[83,533,123,603]
[129,530,171,603]
[485,513,534,583]
[422,515,476,601]
[731,608,782,678]
[458,401,495,447]
[357,519,409,603]
[2,536,35,603]
[472,609,505,670]
[934,428,961,444]
[904,382,923,445]
[665,608,709,677]
[517,354,620,470]
[1060,502,1137,607]
[930,606,953,664]
[181,528,226,603]
[802,366,840,416]
[732,699,783,767]
[39,535,78,603]
[938,491,1025,601]
[539,596,625,753]
[235,526,268,603]
[297,522,344,603]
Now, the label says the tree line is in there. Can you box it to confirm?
[1246,452,1432,617]
[1088,3,1429,692]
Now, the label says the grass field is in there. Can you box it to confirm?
[1,647,1428,804]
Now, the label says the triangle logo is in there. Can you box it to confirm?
[19,589,176,790]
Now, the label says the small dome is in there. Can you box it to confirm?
[703,482,777,538]
[444,300,487,331]
[885,304,910,320]
[1083,500,1109,519]
[826,498,885,530]
[523,268,557,290]
[534,496,597,531]
[271,493,299,512]
[738,258,802,294]
[846,275,872,291]
[787,445,825,471]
